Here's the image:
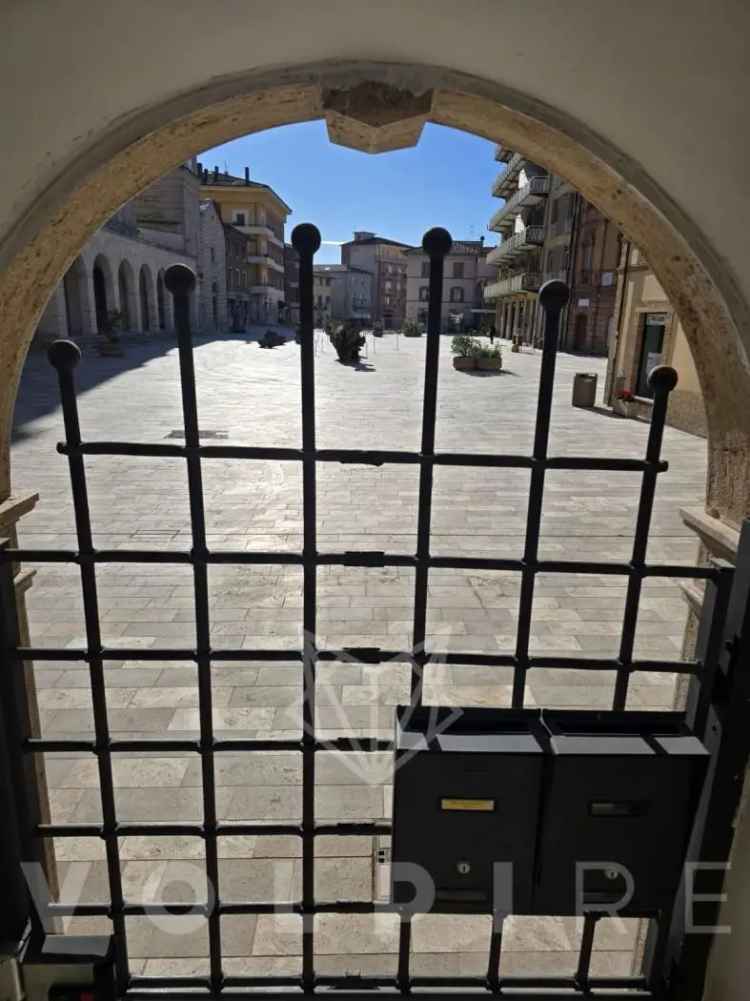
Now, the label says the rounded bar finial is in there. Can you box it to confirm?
[48,339,81,372]
[164,264,197,296]
[291,223,322,256]
[539,279,570,312]
[422,227,452,258]
[648,364,678,393]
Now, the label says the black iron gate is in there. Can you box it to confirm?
[1,223,749,1001]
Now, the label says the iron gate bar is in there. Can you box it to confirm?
[614,365,678,710]
[513,279,569,707]
[0,222,730,1000]
[54,441,669,474]
[46,340,129,987]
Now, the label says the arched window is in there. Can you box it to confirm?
[450,287,465,303]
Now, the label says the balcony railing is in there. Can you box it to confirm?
[486,226,545,265]
[491,153,525,197]
[248,254,285,272]
[488,175,551,232]
[484,272,543,300]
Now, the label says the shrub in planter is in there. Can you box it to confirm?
[327,321,366,364]
[451,334,480,370]
[475,345,503,371]
[402,320,422,337]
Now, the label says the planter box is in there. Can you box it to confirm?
[453,356,475,371]
[476,356,502,371]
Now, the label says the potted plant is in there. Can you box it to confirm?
[402,320,422,337]
[98,309,124,356]
[327,320,366,364]
[614,386,636,417]
[451,334,479,370]
[475,344,503,371]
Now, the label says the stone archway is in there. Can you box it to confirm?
[0,61,747,508]
[139,263,154,332]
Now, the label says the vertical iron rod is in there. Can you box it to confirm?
[575,913,598,992]
[165,265,222,993]
[411,228,452,702]
[613,366,678,709]
[486,914,504,993]
[293,224,322,991]
[512,280,569,707]
[47,340,128,988]
[397,915,412,993]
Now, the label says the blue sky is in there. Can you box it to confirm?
[202,121,499,264]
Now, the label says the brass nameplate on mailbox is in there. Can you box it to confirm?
[440,798,495,812]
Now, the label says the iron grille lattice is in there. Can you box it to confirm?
[0,223,737,1001]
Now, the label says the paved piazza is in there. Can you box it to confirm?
[11,330,707,975]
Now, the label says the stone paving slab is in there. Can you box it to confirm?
[13,333,705,971]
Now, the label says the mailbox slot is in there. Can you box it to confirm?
[391,706,546,914]
[533,710,709,915]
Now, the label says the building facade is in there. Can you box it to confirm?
[313,264,372,326]
[340,231,412,328]
[405,240,494,331]
[223,223,253,332]
[483,145,618,355]
[199,165,291,324]
[562,200,620,355]
[605,243,706,437]
[35,193,198,343]
[197,200,227,334]
[284,243,300,328]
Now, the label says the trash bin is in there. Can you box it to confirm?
[572,371,598,407]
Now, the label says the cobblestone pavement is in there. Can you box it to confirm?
[12,330,706,974]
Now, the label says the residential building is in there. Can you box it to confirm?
[605,243,706,437]
[199,164,291,324]
[223,223,253,332]
[197,200,227,334]
[284,243,301,327]
[405,240,495,331]
[340,231,412,328]
[313,264,372,326]
[483,145,618,355]
[483,146,550,344]
[562,200,620,355]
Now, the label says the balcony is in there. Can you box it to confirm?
[235,223,284,245]
[488,175,551,232]
[491,153,525,198]
[486,226,545,264]
[494,144,514,163]
[484,272,543,300]
[248,254,285,272]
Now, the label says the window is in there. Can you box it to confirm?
[452,262,464,278]
[210,247,215,263]
[421,261,430,278]
[450,287,465,303]
[636,314,667,398]
[419,286,429,302]
[235,212,246,226]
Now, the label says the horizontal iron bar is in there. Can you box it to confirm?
[48,899,410,918]
[16,646,702,675]
[38,821,392,839]
[55,440,670,475]
[27,737,394,755]
[121,984,660,1001]
[2,547,721,581]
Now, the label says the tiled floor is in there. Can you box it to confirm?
[12,329,707,973]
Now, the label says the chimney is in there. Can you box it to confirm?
[202,168,208,184]
[213,166,219,182]
[244,167,250,185]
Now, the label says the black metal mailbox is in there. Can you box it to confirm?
[533,711,709,915]
[390,706,546,914]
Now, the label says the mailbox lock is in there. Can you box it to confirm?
[604,868,619,881]
[456,861,472,876]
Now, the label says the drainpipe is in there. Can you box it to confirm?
[590,216,609,354]
[562,192,583,350]
[605,239,631,404]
